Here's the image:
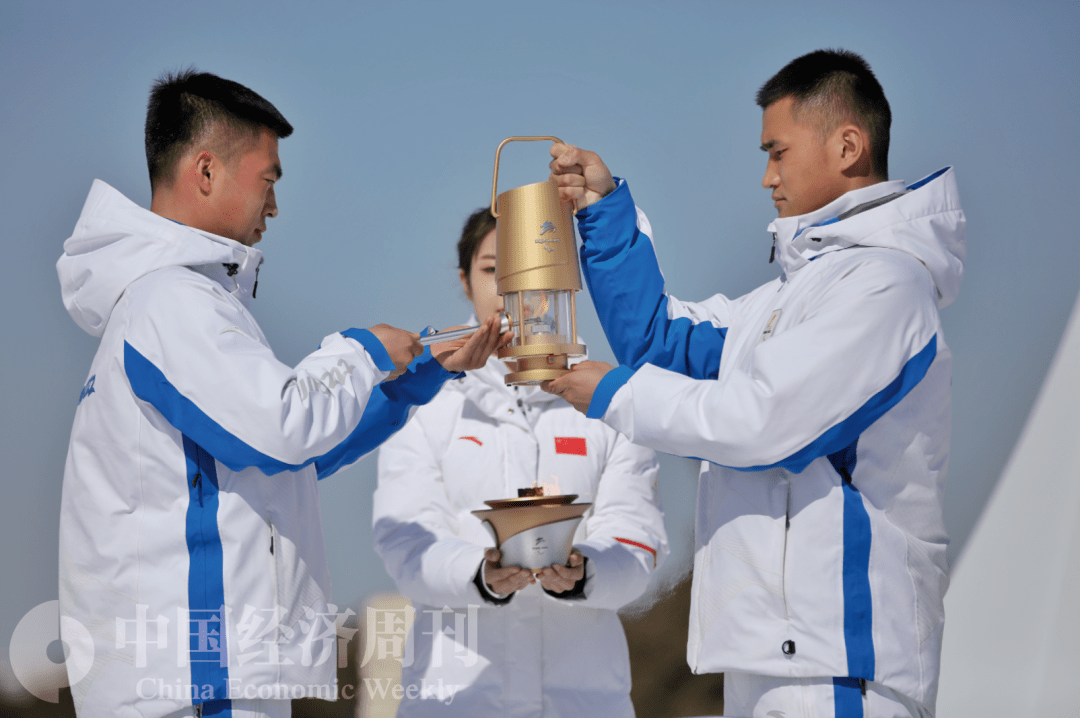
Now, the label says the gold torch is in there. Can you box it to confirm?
[491,136,586,385]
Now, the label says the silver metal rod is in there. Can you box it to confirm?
[419,316,511,346]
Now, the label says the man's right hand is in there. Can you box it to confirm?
[483,548,534,595]
[366,324,423,381]
[549,142,616,212]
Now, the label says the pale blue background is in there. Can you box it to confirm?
[2,0,1077,677]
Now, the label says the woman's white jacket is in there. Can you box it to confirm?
[373,355,669,717]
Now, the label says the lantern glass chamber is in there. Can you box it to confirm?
[504,289,575,348]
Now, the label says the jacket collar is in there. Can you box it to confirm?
[187,241,263,309]
[767,179,907,277]
[764,167,965,308]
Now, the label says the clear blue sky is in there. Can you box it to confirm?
[2,0,1077,680]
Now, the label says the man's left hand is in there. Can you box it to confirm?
[541,360,613,414]
[431,315,513,373]
[538,549,585,594]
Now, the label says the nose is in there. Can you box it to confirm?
[762,159,779,190]
[265,185,278,218]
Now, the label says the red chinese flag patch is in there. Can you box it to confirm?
[554,437,587,456]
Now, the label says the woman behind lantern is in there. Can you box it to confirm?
[372,207,669,717]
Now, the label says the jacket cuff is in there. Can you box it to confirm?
[574,178,632,237]
[473,559,514,606]
[401,350,464,395]
[587,365,635,419]
[341,328,396,373]
[570,539,654,610]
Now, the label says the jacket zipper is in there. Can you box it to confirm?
[781,476,791,620]
[269,520,281,652]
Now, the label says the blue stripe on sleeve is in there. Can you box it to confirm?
[182,436,231,703]
[733,334,937,474]
[341,328,396,372]
[576,180,726,379]
[124,342,309,475]
[314,349,459,479]
[586,365,636,420]
[833,677,864,717]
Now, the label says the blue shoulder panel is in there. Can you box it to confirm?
[733,334,937,474]
[125,342,309,475]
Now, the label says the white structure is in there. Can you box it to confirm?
[937,292,1080,715]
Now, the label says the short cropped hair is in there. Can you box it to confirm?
[145,68,293,192]
[756,49,891,180]
[457,207,497,279]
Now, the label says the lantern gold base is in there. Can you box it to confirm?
[502,354,575,386]
[498,342,586,359]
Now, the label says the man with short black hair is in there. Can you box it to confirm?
[545,49,965,717]
[56,69,505,717]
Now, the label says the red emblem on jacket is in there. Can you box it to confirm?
[458,436,483,446]
[554,437,587,456]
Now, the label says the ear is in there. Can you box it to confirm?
[194,151,215,196]
[836,123,870,176]
[459,268,473,302]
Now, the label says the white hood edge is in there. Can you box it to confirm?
[768,167,966,309]
[57,179,263,337]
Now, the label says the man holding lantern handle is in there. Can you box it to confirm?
[544,49,965,718]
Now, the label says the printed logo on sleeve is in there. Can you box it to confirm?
[457,436,483,446]
[78,375,96,405]
[554,437,587,456]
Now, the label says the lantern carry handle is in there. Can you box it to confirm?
[490,136,563,218]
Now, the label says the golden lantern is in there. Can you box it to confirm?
[491,136,586,385]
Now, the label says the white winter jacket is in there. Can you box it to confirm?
[373,355,669,717]
[577,169,965,714]
[56,180,459,716]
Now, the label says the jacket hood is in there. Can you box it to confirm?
[57,179,264,337]
[767,167,966,308]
